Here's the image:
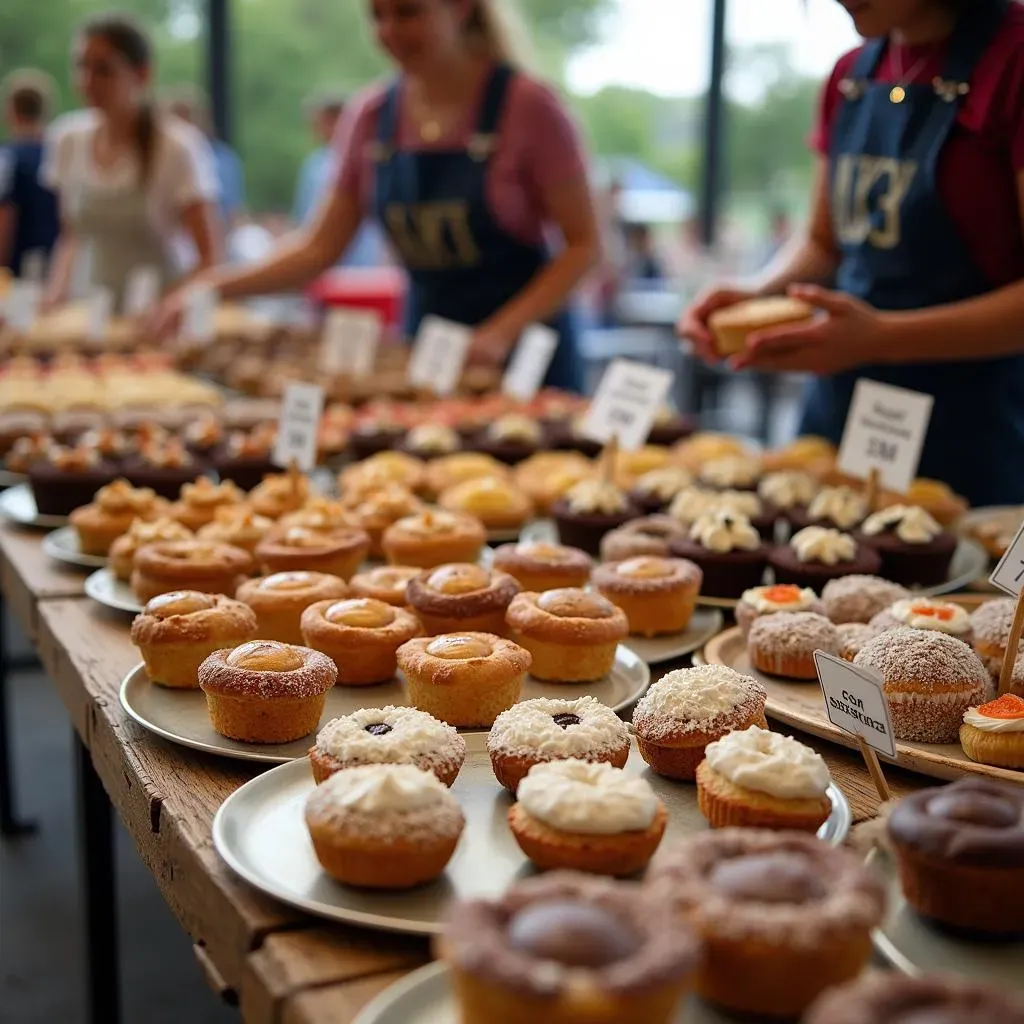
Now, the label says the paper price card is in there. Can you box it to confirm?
[837,379,933,494]
[182,283,218,343]
[502,324,559,403]
[407,316,472,397]
[579,359,674,452]
[272,383,324,472]
[989,518,1024,597]
[319,309,382,379]
[87,288,114,340]
[4,281,42,331]
[124,266,161,317]
[815,650,896,758]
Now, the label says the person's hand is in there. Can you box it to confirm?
[677,285,758,363]
[467,322,514,367]
[147,288,187,342]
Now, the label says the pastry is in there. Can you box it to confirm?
[599,515,687,562]
[887,778,1024,935]
[5,433,55,475]
[513,450,593,513]
[791,485,868,532]
[667,511,768,599]
[254,525,371,581]
[877,476,969,528]
[28,444,118,516]
[438,475,533,532]
[612,446,672,490]
[396,632,531,728]
[69,479,169,555]
[347,485,424,557]
[168,477,245,531]
[854,628,989,743]
[959,693,1024,769]
[347,418,405,461]
[970,509,1021,562]
[401,422,462,459]
[696,726,832,831]
[340,450,426,496]
[697,454,762,492]
[301,597,420,685]
[182,411,224,459]
[407,563,520,635]
[196,506,275,555]
[491,541,593,592]
[505,589,628,683]
[632,665,767,780]
[508,760,668,876]
[858,504,957,587]
[381,509,487,569]
[213,427,277,491]
[821,574,911,624]
[277,497,354,532]
[735,583,825,637]
[109,517,194,581]
[747,611,840,679]
[970,597,1016,677]
[667,486,776,539]
[472,413,543,465]
[648,405,694,447]
[131,540,254,604]
[236,570,350,644]
[247,464,311,519]
[628,466,694,514]
[769,526,882,589]
[646,829,885,1017]
[487,696,631,794]
[424,452,510,500]
[761,435,837,477]
[122,439,203,500]
[309,706,466,786]
[593,556,702,637]
[198,640,337,743]
[707,295,815,356]
[837,622,877,662]
[348,564,421,608]
[869,597,973,644]
[550,478,640,557]
[130,591,258,689]
[757,470,818,523]
[304,763,464,888]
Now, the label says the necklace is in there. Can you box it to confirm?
[889,43,930,104]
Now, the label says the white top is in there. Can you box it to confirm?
[704,726,830,800]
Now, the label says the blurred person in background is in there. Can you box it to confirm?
[43,13,221,310]
[0,70,59,277]
[623,223,664,283]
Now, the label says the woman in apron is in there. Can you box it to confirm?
[42,14,220,310]
[679,0,1024,506]
[155,0,599,391]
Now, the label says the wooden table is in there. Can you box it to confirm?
[0,525,926,1024]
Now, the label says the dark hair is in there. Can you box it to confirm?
[80,13,157,185]
[2,69,55,124]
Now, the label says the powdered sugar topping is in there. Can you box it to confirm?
[822,575,910,624]
[315,706,464,765]
[854,627,989,687]
[487,696,629,758]
[747,611,839,656]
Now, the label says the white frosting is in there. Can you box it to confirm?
[315,706,460,763]
[807,486,868,530]
[862,505,942,544]
[517,759,658,834]
[704,726,831,800]
[699,455,761,489]
[634,466,693,501]
[487,414,542,445]
[565,478,628,515]
[634,665,763,725]
[689,511,760,553]
[963,706,1024,733]
[406,424,459,454]
[758,471,817,510]
[888,599,970,635]
[487,696,629,756]
[305,763,450,814]
[741,585,818,614]
[791,526,857,565]
[669,486,760,525]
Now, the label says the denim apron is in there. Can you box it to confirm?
[799,0,1024,506]
[371,65,582,392]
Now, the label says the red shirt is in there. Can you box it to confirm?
[811,3,1024,288]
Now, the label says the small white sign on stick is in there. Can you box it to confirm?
[182,283,218,343]
[124,266,161,317]
[407,316,472,396]
[502,324,559,403]
[319,308,382,378]
[579,359,673,452]
[815,651,896,759]
[989,518,1024,598]
[4,281,42,331]
[272,383,324,472]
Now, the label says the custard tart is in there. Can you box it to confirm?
[236,570,350,644]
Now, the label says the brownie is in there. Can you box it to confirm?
[667,536,769,599]
[768,543,882,590]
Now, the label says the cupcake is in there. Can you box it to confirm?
[551,478,640,557]
[29,444,118,516]
[109,517,194,581]
[213,428,277,491]
[168,477,245,532]
[592,556,702,637]
[747,611,840,680]
[837,622,877,662]
[438,475,533,532]
[513,450,593,514]
[791,485,868,533]
[821,574,911,624]
[769,526,882,589]
[424,452,510,500]
[69,479,169,555]
[248,465,311,520]
[668,486,775,539]
[735,583,825,637]
[472,413,543,465]
[381,509,487,569]
[971,597,1017,677]
[196,506,275,555]
[757,470,818,524]
[960,694,1024,769]
[667,511,768,599]
[697,454,762,492]
[122,440,203,501]
[491,541,593,593]
[235,571,350,645]
[858,504,957,587]
[599,515,687,562]
[348,564,421,608]
[628,466,694,514]
[400,423,462,459]
[869,597,973,644]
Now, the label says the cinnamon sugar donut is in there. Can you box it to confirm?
[131,540,254,604]
[593,556,702,637]
[747,611,840,680]
[407,563,520,636]
[599,515,688,562]
[236,571,350,644]
[821,574,910,624]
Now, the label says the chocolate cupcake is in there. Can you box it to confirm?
[213,427,278,492]
[548,414,604,458]
[769,526,881,590]
[696,454,762,493]
[757,470,819,527]
[122,440,206,500]
[647,407,694,448]
[858,504,957,588]
[628,466,694,515]
[399,423,462,460]
[28,444,119,516]
[551,477,640,557]
[182,412,226,460]
[348,420,405,460]
[668,511,769,599]
[789,485,869,534]
[668,486,776,541]
[470,413,543,466]
[0,411,47,457]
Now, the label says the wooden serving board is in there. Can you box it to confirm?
[702,626,1023,786]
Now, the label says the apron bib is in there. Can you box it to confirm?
[372,65,582,392]
[800,0,1024,506]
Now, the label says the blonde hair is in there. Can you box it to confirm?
[463,0,532,68]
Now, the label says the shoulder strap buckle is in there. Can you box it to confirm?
[468,133,497,162]
[838,77,866,101]
[932,77,971,103]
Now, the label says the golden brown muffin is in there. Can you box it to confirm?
[424,451,510,499]
[131,540,254,604]
[168,477,246,531]
[407,563,521,636]
[438,475,533,531]
[381,509,487,569]
[347,485,425,557]
[109,517,193,581]
[339,450,425,496]
[593,556,703,637]
[254,525,371,581]
[196,506,275,554]
[235,570,349,644]
[491,541,593,593]
[248,464,311,519]
[69,479,170,555]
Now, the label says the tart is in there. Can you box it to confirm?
[339,450,425,496]
[198,640,337,743]
[301,597,421,685]
[853,628,989,743]
[599,515,687,562]
[247,464,311,520]
[513,450,593,514]
[769,526,882,589]
[869,597,973,644]
[438,475,533,532]
[69,479,169,555]
[505,589,628,683]
[491,541,593,593]
[667,511,769,599]
[757,470,818,524]
[472,413,543,465]
[309,706,466,786]
[821,574,911,624]
[970,597,1016,677]
[747,611,840,679]
[858,504,957,587]
[593,556,702,637]
[837,622,877,662]
[381,509,487,569]
[400,423,462,459]
[121,439,203,501]
[509,759,668,876]
[707,295,815,356]
[407,563,520,636]
[277,497,354,532]
[131,540,254,604]
[196,506,275,555]
[168,477,245,532]
[696,726,832,831]
[631,665,767,780]
[254,525,371,581]
[109,517,193,581]
[550,478,640,557]
[347,486,425,557]
[791,485,868,533]
[628,466,694,514]
[487,695,631,794]
[959,693,1024,769]
[235,570,350,644]
[29,444,118,516]
[130,591,257,689]
[697,454,762,492]
[396,632,532,728]
[305,763,464,888]
[735,583,825,637]
[423,452,510,500]
[348,564,421,608]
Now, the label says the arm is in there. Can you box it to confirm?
[42,226,77,309]
[179,199,223,275]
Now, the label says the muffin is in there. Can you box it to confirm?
[735,583,825,637]
[667,511,768,600]
[438,475,533,532]
[551,478,640,557]
[131,540,254,604]
[707,295,815,356]
[248,465,311,520]
[959,694,1024,769]
[971,598,1017,678]
[761,435,837,477]
[859,504,958,587]
[422,452,510,499]
[109,517,194,581]
[592,556,703,637]
[29,444,119,516]
[168,477,245,532]
[381,509,487,569]
[278,497,354,532]
[747,611,840,679]
[628,466,694,515]
[196,506,275,555]
[513,450,593,514]
[471,413,544,465]
[69,479,170,555]
[347,485,425,557]
[770,526,882,589]
[791,485,868,533]
[599,515,687,562]
[491,541,593,592]
[235,570,350,644]
[254,525,371,581]
[837,622,877,662]
[869,597,973,644]
[407,563,520,636]
[121,440,203,501]
[668,486,775,539]
[400,423,462,460]
[821,574,911,625]
[347,565,419,608]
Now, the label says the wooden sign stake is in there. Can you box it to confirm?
[997,586,1024,696]
[287,457,302,497]
[600,434,620,487]
[864,467,881,512]
[856,734,891,802]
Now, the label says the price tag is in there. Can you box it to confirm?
[407,316,472,396]
[182,283,218,343]
[579,359,674,452]
[815,650,896,758]
[319,308,382,379]
[272,382,324,472]
[123,266,161,317]
[837,379,933,494]
[989,518,1024,597]
[502,324,559,403]
[4,281,42,331]
[87,288,113,340]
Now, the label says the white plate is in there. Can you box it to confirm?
[213,739,850,935]
[120,647,650,764]
[42,526,108,569]
[84,567,142,614]
[625,607,723,665]
[0,469,28,488]
[0,483,67,530]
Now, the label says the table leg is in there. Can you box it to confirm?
[0,599,37,837]
[75,734,122,1024]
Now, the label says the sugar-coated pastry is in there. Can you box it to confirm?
[970,597,1016,677]
[821,574,911,624]
[747,611,840,680]
[837,622,877,662]
[869,597,973,644]
[735,583,825,637]
[599,515,688,562]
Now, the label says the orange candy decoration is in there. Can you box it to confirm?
[909,602,956,622]
[763,584,803,605]
[976,694,1024,720]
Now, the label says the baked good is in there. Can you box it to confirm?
[213,427,277,491]
[407,563,520,636]
[347,419,405,461]
[381,509,487,569]
[667,511,768,599]
[487,696,631,794]
[628,466,694,514]
[167,477,245,532]
[959,693,1024,769]
[869,597,973,644]
[747,611,840,679]
[735,583,826,637]
[853,628,990,743]
[347,485,424,557]
[707,295,815,356]
[632,664,767,780]
[236,570,350,644]
[697,454,762,492]
[400,422,462,459]
[821,574,911,624]
[508,760,668,876]
[247,464,311,519]
[309,706,466,786]
[304,763,464,888]
[301,597,421,685]
[472,413,543,465]
[423,452,510,499]
[491,541,593,592]
[121,440,203,500]
[196,506,275,555]
[668,485,776,539]
[858,505,957,587]
[600,515,687,562]
[646,829,885,1017]
[109,517,194,581]
[791,485,868,532]
[613,445,672,489]
[278,496,355,532]
[254,525,371,581]
[550,478,640,556]
[648,405,694,447]
[396,632,531,728]
[592,556,702,637]
[837,622,877,662]
[29,444,119,516]
[696,726,832,831]
[769,526,881,589]
[887,778,1024,935]
[673,432,752,469]
[69,479,169,555]
[971,597,1016,677]
[348,564,420,608]
[5,433,55,475]
[437,872,699,1024]
[513,450,593,513]
[131,540,254,604]
[198,640,336,743]
[339,450,425,496]
[757,470,818,522]
[438,475,533,532]
[970,509,1021,562]
[182,411,224,459]
[505,589,628,683]
[877,476,970,528]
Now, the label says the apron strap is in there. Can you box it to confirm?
[369,81,402,163]
[468,65,515,162]
[938,1,1006,88]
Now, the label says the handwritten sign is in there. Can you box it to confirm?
[815,651,896,758]
[502,324,559,403]
[123,266,161,317]
[182,283,218,343]
[579,359,674,452]
[87,288,113,340]
[4,281,42,331]
[319,308,382,379]
[989,518,1024,598]
[272,383,324,472]
[837,379,933,494]
[407,316,472,396]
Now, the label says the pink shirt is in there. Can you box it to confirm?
[332,69,589,247]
